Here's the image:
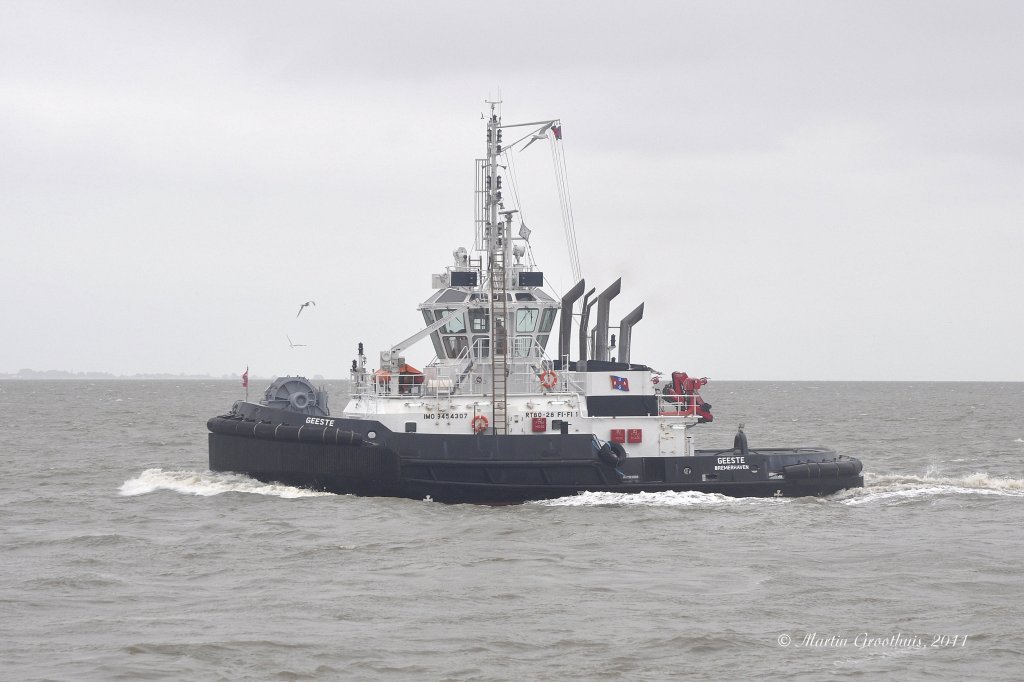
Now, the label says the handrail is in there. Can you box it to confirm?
[655,393,707,418]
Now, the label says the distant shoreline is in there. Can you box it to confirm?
[0,372,1017,383]
[0,371,326,381]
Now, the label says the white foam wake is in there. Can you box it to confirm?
[118,468,334,498]
[837,472,1024,506]
[532,489,784,507]
[534,472,1024,508]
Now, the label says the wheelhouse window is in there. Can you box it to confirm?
[423,311,445,358]
[539,308,556,333]
[472,336,490,358]
[443,335,469,358]
[436,309,466,334]
[536,308,557,351]
[437,288,468,303]
[516,308,539,333]
[514,335,534,357]
[469,308,489,333]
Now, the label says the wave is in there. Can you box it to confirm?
[533,472,1024,508]
[119,469,1022,506]
[531,490,784,507]
[118,468,334,499]
[836,472,1024,505]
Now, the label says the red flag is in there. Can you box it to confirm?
[551,124,562,140]
[242,367,249,388]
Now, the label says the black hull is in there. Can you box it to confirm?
[207,416,863,504]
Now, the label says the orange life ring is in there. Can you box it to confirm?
[651,375,660,385]
[472,414,489,433]
[539,370,558,389]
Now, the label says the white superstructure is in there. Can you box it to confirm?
[343,101,711,458]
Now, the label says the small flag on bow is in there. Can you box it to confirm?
[242,367,249,389]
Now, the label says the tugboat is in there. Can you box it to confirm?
[208,101,863,503]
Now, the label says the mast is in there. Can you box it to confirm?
[475,101,563,432]
[485,101,509,435]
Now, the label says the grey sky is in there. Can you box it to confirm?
[1,1,1021,380]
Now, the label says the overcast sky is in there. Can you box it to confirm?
[1,1,1021,381]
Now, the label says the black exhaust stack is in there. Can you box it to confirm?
[578,287,597,371]
[617,303,644,365]
[558,279,586,365]
[594,278,622,362]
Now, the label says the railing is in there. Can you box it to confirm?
[355,359,584,401]
[354,363,706,412]
[655,393,708,418]
[351,332,608,407]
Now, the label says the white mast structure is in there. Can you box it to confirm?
[484,102,508,434]
[370,102,569,436]
[479,100,561,434]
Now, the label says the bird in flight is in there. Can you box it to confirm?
[296,300,316,317]
[287,335,307,348]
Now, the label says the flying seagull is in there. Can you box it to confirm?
[521,123,554,151]
[296,300,316,318]
[287,335,307,348]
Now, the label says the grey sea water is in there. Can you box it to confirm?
[1,380,1022,681]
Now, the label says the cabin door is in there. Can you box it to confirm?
[659,424,691,456]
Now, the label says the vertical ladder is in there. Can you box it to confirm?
[489,250,508,434]
[469,255,483,284]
